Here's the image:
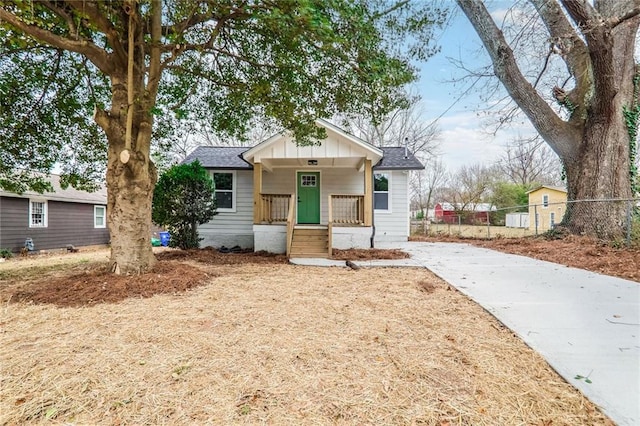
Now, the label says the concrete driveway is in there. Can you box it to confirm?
[377,241,640,426]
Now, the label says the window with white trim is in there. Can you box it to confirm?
[374,172,390,211]
[213,171,235,211]
[550,212,556,228]
[94,205,106,228]
[29,200,47,228]
[542,194,549,208]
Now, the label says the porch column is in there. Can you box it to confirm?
[364,159,373,226]
[253,162,263,224]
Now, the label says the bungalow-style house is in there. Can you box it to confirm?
[0,175,109,253]
[183,119,424,257]
[434,202,496,224]
[527,185,567,231]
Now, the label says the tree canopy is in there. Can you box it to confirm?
[0,0,447,273]
[0,0,446,191]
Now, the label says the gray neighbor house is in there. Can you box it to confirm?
[183,119,423,258]
[0,174,109,253]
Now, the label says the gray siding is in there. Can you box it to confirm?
[0,196,109,252]
[374,170,410,243]
[199,170,254,248]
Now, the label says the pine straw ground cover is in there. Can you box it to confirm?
[0,257,611,425]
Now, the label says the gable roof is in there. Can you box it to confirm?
[241,119,384,166]
[183,146,252,169]
[526,185,567,194]
[0,174,107,204]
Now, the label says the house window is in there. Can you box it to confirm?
[542,194,549,208]
[535,213,540,228]
[550,212,556,228]
[374,173,390,211]
[301,174,317,187]
[213,171,235,212]
[29,200,47,228]
[94,205,106,228]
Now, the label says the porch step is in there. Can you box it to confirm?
[289,227,329,258]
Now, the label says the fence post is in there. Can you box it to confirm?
[486,211,490,239]
[458,215,461,235]
[534,204,538,236]
[626,199,632,247]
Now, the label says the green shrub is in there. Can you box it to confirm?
[152,160,217,250]
[0,248,13,259]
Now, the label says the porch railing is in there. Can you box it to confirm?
[329,194,365,225]
[259,193,292,223]
[286,194,295,257]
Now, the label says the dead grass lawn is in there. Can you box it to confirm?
[0,259,610,425]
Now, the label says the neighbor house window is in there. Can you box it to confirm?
[213,171,235,212]
[550,212,556,228]
[374,173,390,211]
[94,205,106,228]
[535,213,540,229]
[29,200,47,228]
[542,194,549,208]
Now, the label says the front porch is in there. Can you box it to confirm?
[253,192,373,257]
[242,121,382,257]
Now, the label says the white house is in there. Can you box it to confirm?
[183,119,424,257]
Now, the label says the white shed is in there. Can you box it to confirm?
[505,212,529,228]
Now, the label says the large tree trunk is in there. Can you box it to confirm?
[457,0,639,239]
[98,77,157,274]
[563,116,632,238]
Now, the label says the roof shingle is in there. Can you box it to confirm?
[183,145,424,170]
[182,146,252,169]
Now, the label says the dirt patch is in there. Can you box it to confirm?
[412,234,640,283]
[332,248,410,260]
[2,261,210,307]
[0,248,408,308]
[156,246,289,264]
[1,265,611,425]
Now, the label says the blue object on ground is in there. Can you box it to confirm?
[159,231,170,247]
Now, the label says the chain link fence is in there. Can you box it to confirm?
[411,198,640,246]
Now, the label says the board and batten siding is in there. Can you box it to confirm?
[374,170,410,243]
[199,170,254,248]
[0,196,109,252]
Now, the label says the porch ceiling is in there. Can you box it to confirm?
[261,157,364,170]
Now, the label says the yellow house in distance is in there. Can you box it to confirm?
[527,185,567,232]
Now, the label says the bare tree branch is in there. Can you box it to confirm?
[0,7,114,74]
[456,0,579,159]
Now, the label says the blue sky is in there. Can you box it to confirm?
[413,2,537,171]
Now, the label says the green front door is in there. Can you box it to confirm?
[297,172,320,224]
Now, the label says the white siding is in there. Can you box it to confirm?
[199,170,254,248]
[374,170,410,243]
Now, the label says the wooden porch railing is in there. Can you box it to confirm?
[259,193,292,223]
[329,194,365,225]
[285,194,295,257]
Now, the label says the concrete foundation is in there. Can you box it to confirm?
[253,224,287,253]
[331,226,372,249]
